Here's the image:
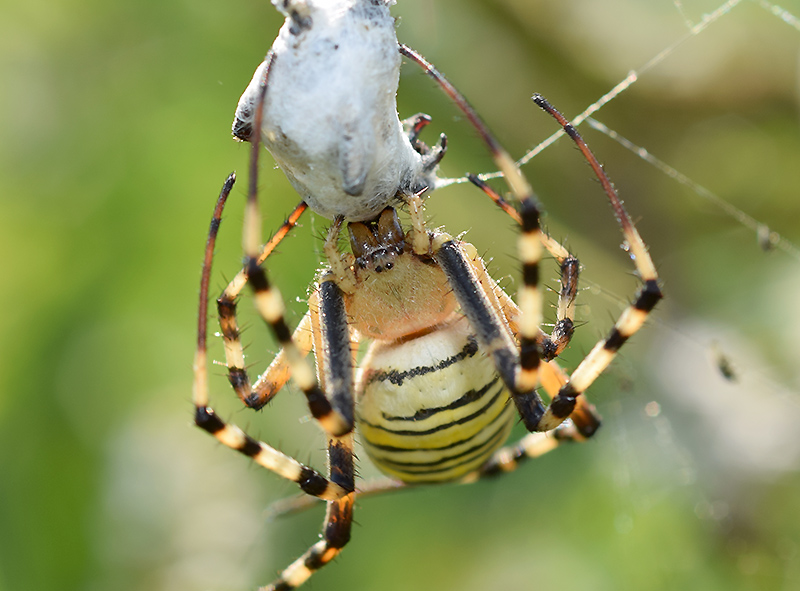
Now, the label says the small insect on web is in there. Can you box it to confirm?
[192,1,661,590]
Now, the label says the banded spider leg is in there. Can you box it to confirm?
[401,45,662,434]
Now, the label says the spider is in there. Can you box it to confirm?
[192,2,662,589]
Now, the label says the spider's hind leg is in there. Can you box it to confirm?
[261,434,356,591]
[259,240,361,590]
[470,360,602,479]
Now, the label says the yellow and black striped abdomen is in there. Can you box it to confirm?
[356,315,514,483]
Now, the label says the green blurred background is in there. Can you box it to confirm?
[2,0,800,589]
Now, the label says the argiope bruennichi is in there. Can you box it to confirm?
[192,2,661,590]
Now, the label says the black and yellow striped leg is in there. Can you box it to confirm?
[238,50,354,438]
[457,243,600,443]
[473,424,579,479]
[194,174,359,589]
[194,52,355,505]
[193,173,236,412]
[431,232,548,433]
[217,201,309,410]
[468,175,578,361]
[238,124,357,588]
[469,361,602,479]
[193,175,348,502]
[194,407,349,501]
[262,435,356,591]
[403,44,660,434]
[531,94,663,430]
[242,261,355,438]
[214,262,356,466]
[401,44,553,429]
[312,274,356,431]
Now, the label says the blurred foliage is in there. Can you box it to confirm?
[1,0,799,590]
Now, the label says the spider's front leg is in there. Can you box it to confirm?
[403,191,547,431]
[401,192,602,478]
[194,177,360,590]
[192,177,350,503]
[434,130,660,435]
[527,95,663,426]
[402,46,662,434]
[431,226,550,432]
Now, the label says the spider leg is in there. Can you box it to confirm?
[401,44,549,428]
[431,229,547,431]
[454,247,602,442]
[405,190,546,432]
[458,243,600,438]
[531,94,662,429]
[469,360,602,479]
[404,186,546,431]
[240,52,354,437]
[261,264,359,590]
[194,51,358,506]
[402,45,661,433]
[217,201,309,410]
[192,175,349,501]
[468,175,578,360]
[218,205,355,412]
[219,263,358,591]
[260,435,356,591]
[193,172,236,411]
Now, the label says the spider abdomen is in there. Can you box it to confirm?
[356,315,515,483]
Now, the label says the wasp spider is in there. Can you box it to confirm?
[192,4,662,590]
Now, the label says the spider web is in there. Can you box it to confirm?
[448,0,800,261]
[412,0,800,403]
[438,0,800,387]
